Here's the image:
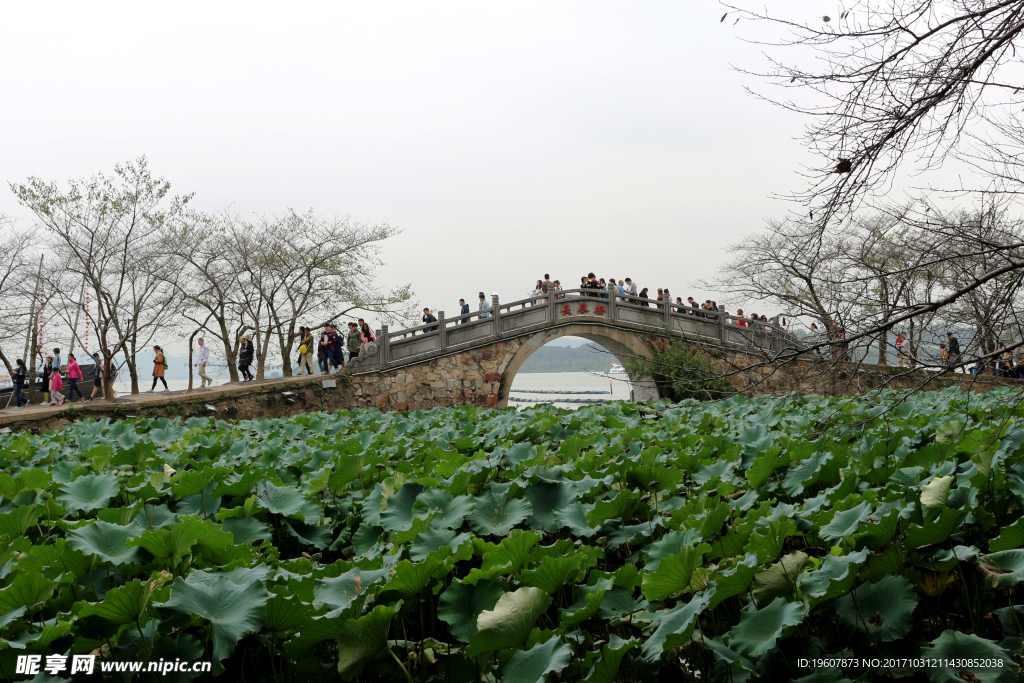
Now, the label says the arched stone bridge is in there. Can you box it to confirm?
[342,289,803,411]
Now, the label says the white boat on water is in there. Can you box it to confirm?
[607,362,627,377]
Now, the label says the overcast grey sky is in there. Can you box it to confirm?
[1,2,818,325]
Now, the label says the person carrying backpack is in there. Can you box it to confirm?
[150,345,169,391]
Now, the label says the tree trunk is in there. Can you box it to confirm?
[188,329,199,392]
[128,334,140,394]
[877,332,887,365]
[216,317,240,383]
[280,324,295,377]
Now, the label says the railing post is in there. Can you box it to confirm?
[492,295,501,338]
[438,311,447,351]
[380,324,389,368]
[548,290,555,323]
[718,309,726,346]
[664,293,672,332]
[608,285,616,323]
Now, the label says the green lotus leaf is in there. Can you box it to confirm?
[162,570,268,666]
[79,573,171,624]
[128,515,207,564]
[315,567,391,614]
[221,516,272,545]
[641,543,712,602]
[149,634,206,683]
[465,586,552,657]
[336,605,396,681]
[59,472,119,512]
[835,574,916,642]
[0,506,41,539]
[818,502,872,542]
[520,554,585,594]
[641,590,712,661]
[920,630,1016,683]
[437,580,505,643]
[282,520,332,550]
[382,556,448,599]
[989,518,1024,552]
[751,551,809,606]
[255,481,320,521]
[501,634,573,683]
[710,553,759,608]
[643,528,703,572]
[554,501,599,537]
[978,550,1024,589]
[410,527,472,562]
[0,572,56,615]
[524,481,577,532]
[379,483,424,532]
[583,634,638,682]
[797,549,868,604]
[212,470,266,499]
[264,594,311,633]
[729,597,805,658]
[920,475,953,515]
[470,489,532,536]
[585,491,637,528]
[410,488,474,530]
[68,521,145,566]
[559,588,605,629]
[905,506,960,549]
[172,469,221,500]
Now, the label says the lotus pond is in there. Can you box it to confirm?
[2,388,1024,682]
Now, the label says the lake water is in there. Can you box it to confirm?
[508,371,632,409]
[106,371,632,410]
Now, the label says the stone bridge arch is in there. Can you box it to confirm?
[496,323,660,407]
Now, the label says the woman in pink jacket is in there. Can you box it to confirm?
[66,353,84,402]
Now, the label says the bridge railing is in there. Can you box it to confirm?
[348,287,805,371]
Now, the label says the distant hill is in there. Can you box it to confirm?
[519,344,614,373]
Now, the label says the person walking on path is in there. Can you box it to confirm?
[359,319,376,345]
[41,355,53,404]
[347,322,362,361]
[238,335,255,381]
[67,353,84,401]
[297,327,315,376]
[195,338,212,388]
[150,345,169,391]
[318,326,333,374]
[11,359,28,408]
[946,332,961,365]
[459,299,470,324]
[478,292,491,318]
[52,348,62,374]
[422,308,437,333]
[50,365,65,406]
[89,352,104,400]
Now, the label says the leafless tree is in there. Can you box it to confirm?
[10,157,188,396]
[0,216,37,377]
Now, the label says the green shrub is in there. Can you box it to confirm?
[625,337,732,401]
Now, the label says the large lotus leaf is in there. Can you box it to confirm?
[255,481,320,521]
[282,520,332,550]
[920,475,953,515]
[162,571,268,665]
[379,483,425,532]
[640,590,712,661]
[920,630,1016,683]
[60,472,119,512]
[501,635,573,683]
[212,470,266,499]
[171,468,220,499]
[905,507,960,549]
[745,448,783,488]
[437,580,505,643]
[465,586,552,656]
[854,510,899,551]
[68,521,145,566]
[554,501,599,538]
[520,554,585,594]
[128,515,207,564]
[79,573,172,625]
[583,634,638,682]
[524,482,576,532]
[751,551,810,606]
[315,568,391,614]
[797,549,868,605]
[264,594,310,633]
[978,550,1024,589]
[585,491,637,528]
[835,574,916,642]
[641,543,712,602]
[559,588,605,629]
[0,572,55,615]
[0,506,41,538]
[470,489,532,536]
[382,556,447,599]
[818,502,872,542]
[989,518,1024,552]
[745,519,797,564]
[221,516,272,545]
[643,528,704,572]
[729,597,805,659]
[336,605,396,681]
[411,488,474,530]
[710,553,759,608]
[14,538,92,580]
[410,528,473,562]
